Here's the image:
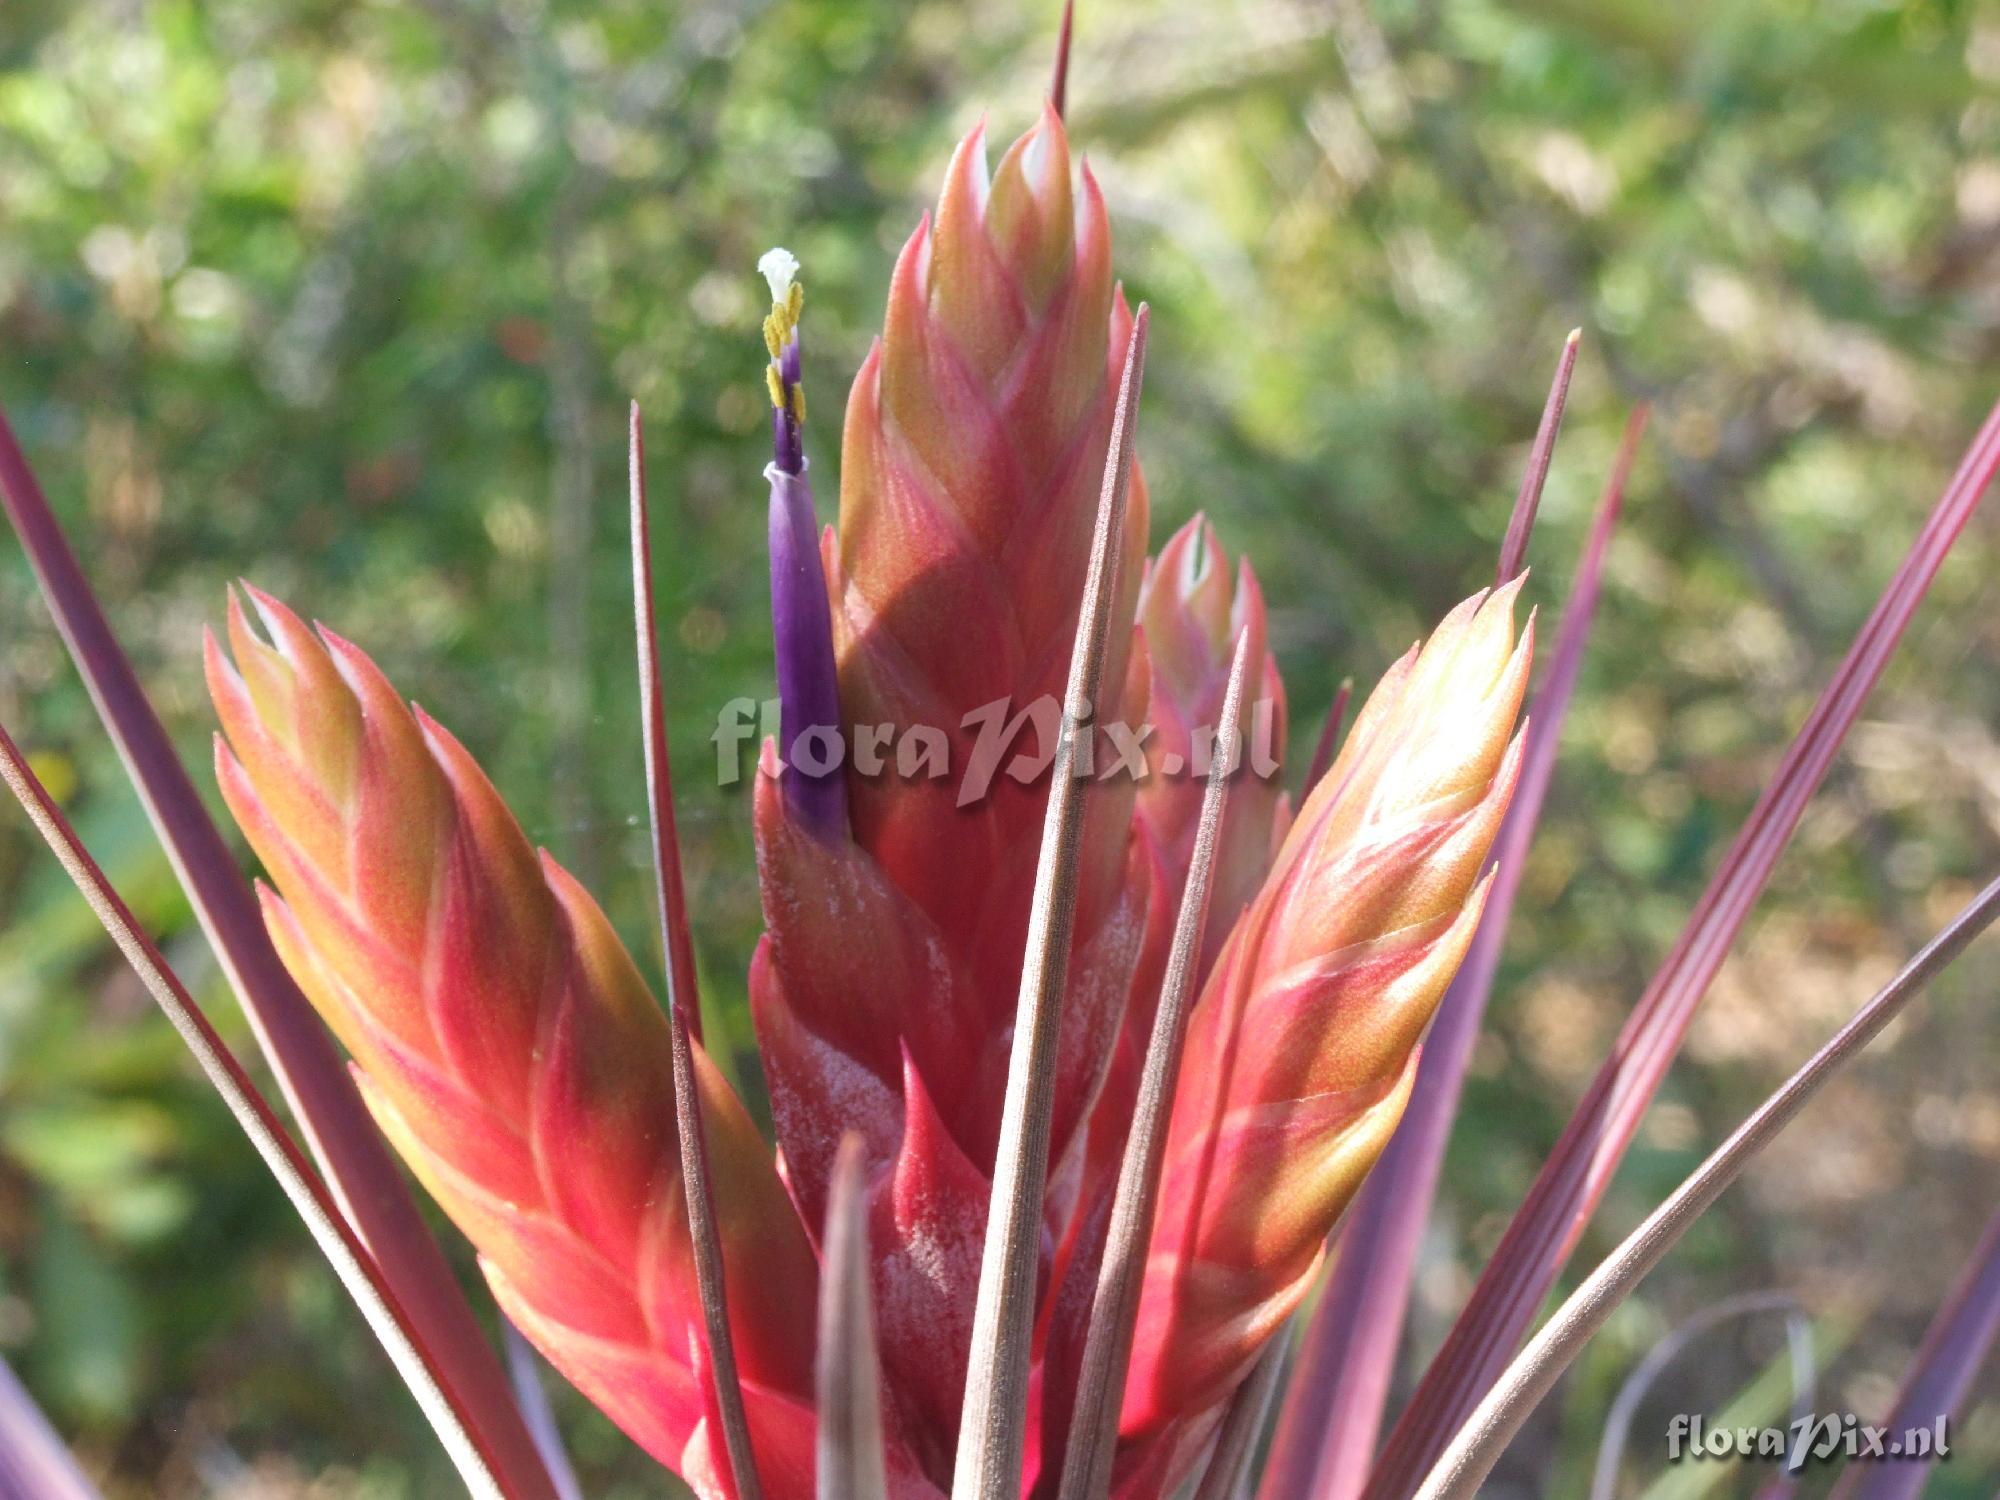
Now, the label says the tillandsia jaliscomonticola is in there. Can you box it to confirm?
[204,102,1527,1500]
[10,22,1996,1500]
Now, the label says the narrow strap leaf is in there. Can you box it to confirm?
[501,1325,585,1500]
[1051,0,1077,117]
[1590,1292,1813,1500]
[818,1136,889,1500]
[1191,1338,1287,1500]
[1824,1203,2000,1500]
[1633,1306,1862,1500]
[632,404,763,1500]
[0,1354,103,1500]
[1262,407,1643,1500]
[1367,396,2000,1500]
[1409,873,2000,1500]
[1299,677,1351,798]
[1057,630,1252,1500]
[952,305,1149,1500]
[1495,330,1583,584]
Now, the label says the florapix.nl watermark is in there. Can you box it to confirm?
[1666,1413,1951,1472]
[711,693,1283,808]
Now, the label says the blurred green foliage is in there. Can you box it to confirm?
[2,0,1997,1493]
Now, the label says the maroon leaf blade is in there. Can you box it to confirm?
[1364,397,2000,1500]
[0,1355,102,1500]
[1825,1205,2000,1500]
[1496,330,1583,585]
[1305,327,1574,810]
[1409,874,2000,1500]
[0,405,554,1499]
[1261,408,1644,1500]
[631,404,763,1500]
[501,1324,585,1500]
[1051,0,1077,117]
[1300,678,1351,799]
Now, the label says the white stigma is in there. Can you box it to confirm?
[759,246,800,302]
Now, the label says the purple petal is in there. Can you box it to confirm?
[767,460,847,838]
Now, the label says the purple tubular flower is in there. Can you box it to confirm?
[765,458,847,837]
[757,249,846,838]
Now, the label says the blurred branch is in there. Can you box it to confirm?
[1068,28,1342,144]
[1503,0,1979,114]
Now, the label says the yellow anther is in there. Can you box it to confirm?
[758,249,808,419]
[763,288,804,351]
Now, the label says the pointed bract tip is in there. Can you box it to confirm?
[312,620,362,667]
[239,579,301,639]
[1491,569,1529,612]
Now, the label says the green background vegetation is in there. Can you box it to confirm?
[2,0,1997,1493]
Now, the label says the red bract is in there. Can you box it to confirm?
[1134,516,1290,984]
[206,588,837,1494]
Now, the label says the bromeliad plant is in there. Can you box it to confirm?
[4,31,2000,1500]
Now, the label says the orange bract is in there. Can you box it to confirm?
[207,586,831,1496]
[1124,583,1531,1440]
